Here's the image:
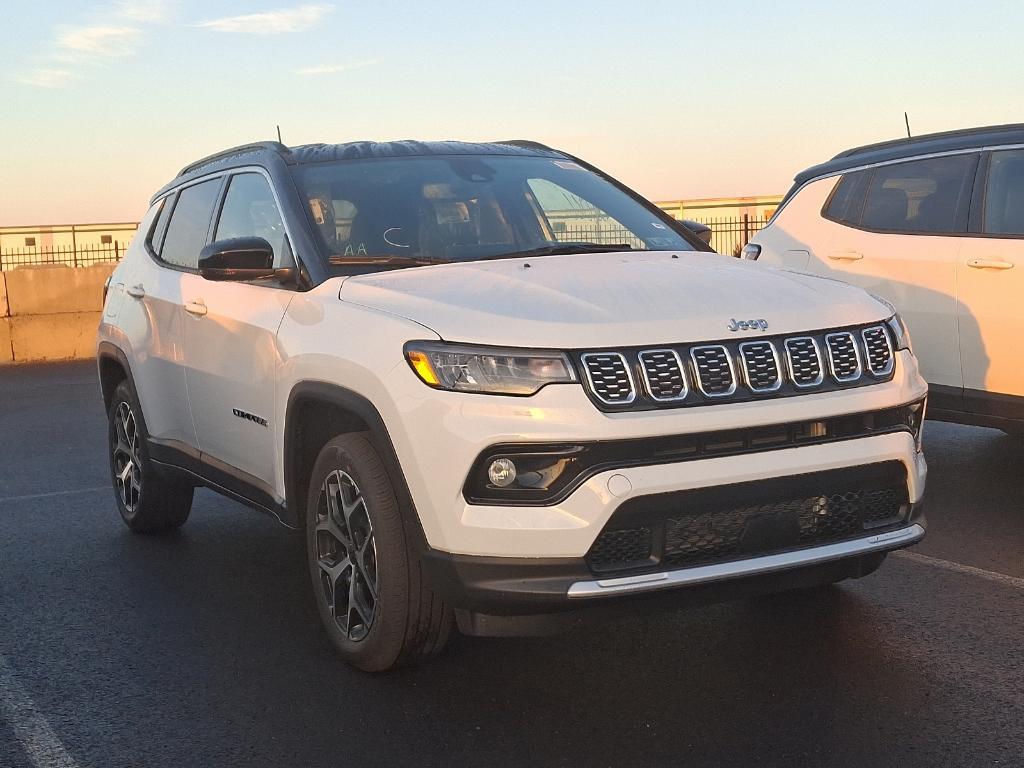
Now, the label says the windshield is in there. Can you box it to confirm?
[291,154,694,271]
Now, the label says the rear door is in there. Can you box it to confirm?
[117,179,222,452]
[808,153,978,391]
[956,148,1024,407]
[180,170,295,498]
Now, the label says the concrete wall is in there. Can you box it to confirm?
[0,264,115,364]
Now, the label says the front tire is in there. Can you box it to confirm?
[305,434,453,671]
[108,380,194,533]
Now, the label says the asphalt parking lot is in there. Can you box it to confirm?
[0,361,1021,768]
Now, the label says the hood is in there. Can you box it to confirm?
[338,251,890,348]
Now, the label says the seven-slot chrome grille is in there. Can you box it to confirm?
[576,322,897,411]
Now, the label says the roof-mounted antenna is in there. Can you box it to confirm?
[904,112,912,139]
[276,125,283,143]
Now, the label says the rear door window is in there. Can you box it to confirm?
[860,154,977,234]
[159,178,222,269]
[983,149,1024,236]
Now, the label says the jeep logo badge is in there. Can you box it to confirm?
[728,318,769,332]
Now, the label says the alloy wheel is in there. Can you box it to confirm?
[315,469,379,641]
[112,401,142,512]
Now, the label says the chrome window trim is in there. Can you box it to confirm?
[738,340,783,394]
[689,345,738,397]
[862,325,896,377]
[784,336,825,389]
[824,331,863,383]
[580,352,637,405]
[638,349,689,402]
[568,524,925,598]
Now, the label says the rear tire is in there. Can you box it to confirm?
[108,380,194,533]
[305,433,453,672]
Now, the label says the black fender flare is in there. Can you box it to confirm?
[283,381,428,550]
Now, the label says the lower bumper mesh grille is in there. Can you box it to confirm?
[585,463,909,575]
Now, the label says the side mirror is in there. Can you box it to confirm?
[198,237,277,281]
[680,219,713,246]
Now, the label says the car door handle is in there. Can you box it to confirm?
[827,251,864,261]
[126,284,146,298]
[184,300,208,317]
[967,258,1014,271]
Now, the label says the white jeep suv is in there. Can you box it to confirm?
[745,123,1024,432]
[98,140,928,671]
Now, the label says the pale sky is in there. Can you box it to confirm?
[2,0,1023,226]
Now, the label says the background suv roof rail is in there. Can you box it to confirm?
[177,141,291,177]
[834,123,1024,160]
[494,139,556,152]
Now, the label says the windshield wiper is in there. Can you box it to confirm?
[328,254,453,267]
[473,243,636,261]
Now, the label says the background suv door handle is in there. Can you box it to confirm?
[126,284,146,298]
[827,251,864,261]
[967,258,1014,270]
[184,300,208,317]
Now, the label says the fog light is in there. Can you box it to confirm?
[487,458,517,487]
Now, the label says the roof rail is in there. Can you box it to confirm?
[177,141,290,177]
[494,139,556,152]
[834,123,1024,160]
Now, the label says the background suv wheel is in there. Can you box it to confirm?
[305,433,453,672]
[107,380,194,533]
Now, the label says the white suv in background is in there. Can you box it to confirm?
[745,124,1024,432]
[98,139,928,671]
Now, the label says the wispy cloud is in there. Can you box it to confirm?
[56,25,143,57]
[15,68,76,89]
[16,1,170,88]
[295,59,378,76]
[196,3,333,34]
[113,0,172,23]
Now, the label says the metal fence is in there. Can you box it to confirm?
[688,214,771,256]
[0,214,770,270]
[551,214,770,256]
[0,242,127,271]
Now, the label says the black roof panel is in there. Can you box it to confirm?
[794,123,1024,185]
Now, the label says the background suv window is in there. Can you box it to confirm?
[860,154,976,234]
[823,171,870,225]
[214,173,287,264]
[983,149,1024,236]
[160,178,221,269]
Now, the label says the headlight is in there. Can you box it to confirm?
[886,313,912,352]
[868,293,912,352]
[404,341,576,395]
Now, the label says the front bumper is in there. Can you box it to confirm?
[421,478,925,615]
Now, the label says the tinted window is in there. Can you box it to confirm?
[823,171,870,224]
[160,179,221,268]
[860,154,976,234]
[147,195,174,256]
[983,149,1024,236]
[214,173,287,264]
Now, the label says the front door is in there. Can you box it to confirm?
[180,171,294,497]
[808,153,978,391]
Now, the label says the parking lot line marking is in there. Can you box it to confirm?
[0,487,108,506]
[0,654,78,768]
[893,550,1024,590]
